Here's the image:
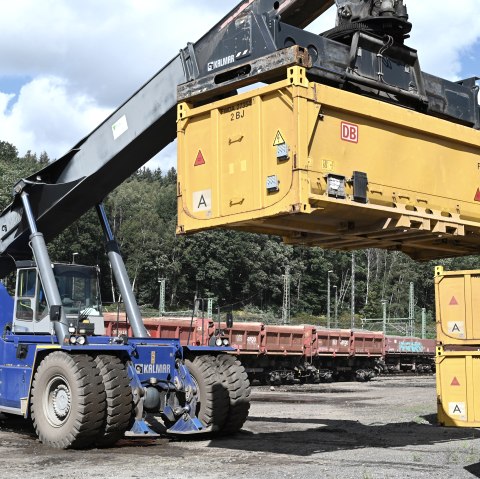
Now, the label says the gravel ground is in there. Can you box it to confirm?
[0,376,479,479]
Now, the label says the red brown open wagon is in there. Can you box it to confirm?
[383,336,436,374]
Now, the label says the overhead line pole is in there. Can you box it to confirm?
[351,252,355,329]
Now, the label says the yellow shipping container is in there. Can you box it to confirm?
[436,346,480,427]
[435,266,480,345]
[177,67,480,261]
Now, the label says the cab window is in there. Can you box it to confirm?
[16,269,37,321]
[36,285,48,320]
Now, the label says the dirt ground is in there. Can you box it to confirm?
[0,376,479,479]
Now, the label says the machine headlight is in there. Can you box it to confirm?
[77,336,86,345]
[222,338,229,346]
[215,338,223,347]
[69,336,77,344]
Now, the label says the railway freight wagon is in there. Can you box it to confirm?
[218,322,377,383]
[104,315,215,345]
[202,323,320,384]
[313,329,384,382]
[104,314,434,383]
[383,336,436,374]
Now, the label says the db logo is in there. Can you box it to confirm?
[341,122,359,143]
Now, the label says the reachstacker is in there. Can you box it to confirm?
[0,0,478,447]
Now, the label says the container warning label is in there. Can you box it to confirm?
[322,160,334,171]
[447,321,465,337]
[451,377,460,386]
[448,402,466,420]
[449,296,459,305]
[193,189,212,212]
[194,150,206,167]
[273,130,286,146]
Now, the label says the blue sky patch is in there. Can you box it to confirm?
[0,75,31,96]
[460,40,480,80]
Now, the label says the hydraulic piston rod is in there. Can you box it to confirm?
[20,192,69,344]
[96,203,148,338]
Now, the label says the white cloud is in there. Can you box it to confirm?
[0,1,478,165]
[408,1,480,79]
[0,0,239,105]
[0,76,110,159]
[310,3,480,80]
[0,0,241,161]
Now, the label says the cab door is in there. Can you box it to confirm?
[13,268,48,333]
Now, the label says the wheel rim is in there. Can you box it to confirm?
[190,374,201,415]
[43,375,72,427]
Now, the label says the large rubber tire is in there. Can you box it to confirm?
[94,355,133,447]
[216,354,251,434]
[185,355,229,432]
[30,352,106,449]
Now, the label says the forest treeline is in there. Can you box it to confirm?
[1,140,479,330]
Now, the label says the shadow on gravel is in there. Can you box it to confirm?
[465,463,480,478]
[206,416,480,457]
[0,413,167,451]
[421,413,438,425]
[0,414,35,437]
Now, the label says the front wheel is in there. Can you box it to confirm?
[30,352,106,449]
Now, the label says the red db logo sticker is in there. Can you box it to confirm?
[341,122,359,143]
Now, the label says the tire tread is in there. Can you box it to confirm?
[31,352,106,449]
[216,354,251,434]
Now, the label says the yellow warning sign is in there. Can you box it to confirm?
[451,377,460,386]
[273,130,286,146]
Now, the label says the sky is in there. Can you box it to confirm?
[0,0,479,171]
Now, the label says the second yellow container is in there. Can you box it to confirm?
[436,347,480,427]
[435,266,480,345]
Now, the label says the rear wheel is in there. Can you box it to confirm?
[185,355,229,432]
[216,354,251,434]
[31,352,106,449]
[94,355,133,447]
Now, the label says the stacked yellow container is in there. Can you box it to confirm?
[435,266,480,427]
